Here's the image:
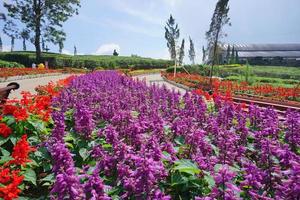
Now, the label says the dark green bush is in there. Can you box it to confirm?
[0,52,173,69]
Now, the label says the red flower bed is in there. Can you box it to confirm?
[0,68,62,78]
[162,72,300,102]
[0,75,75,199]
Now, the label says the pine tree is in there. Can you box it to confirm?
[58,40,64,54]
[235,50,239,64]
[0,36,2,52]
[165,15,180,64]
[74,45,77,56]
[205,0,230,88]
[178,39,185,66]
[230,46,235,64]
[188,37,196,65]
[226,45,231,64]
[202,46,206,63]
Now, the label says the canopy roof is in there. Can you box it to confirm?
[222,44,300,52]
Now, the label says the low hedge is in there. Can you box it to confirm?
[0,59,25,68]
[0,52,174,69]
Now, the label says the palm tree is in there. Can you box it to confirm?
[0,13,6,52]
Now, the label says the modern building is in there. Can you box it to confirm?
[220,44,300,66]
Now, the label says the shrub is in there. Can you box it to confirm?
[0,59,25,68]
[0,52,173,69]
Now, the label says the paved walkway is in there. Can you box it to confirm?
[0,74,74,99]
[134,73,187,94]
[1,73,186,99]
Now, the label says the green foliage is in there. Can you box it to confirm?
[0,51,173,69]
[165,15,180,61]
[205,0,230,65]
[178,39,185,65]
[164,159,211,199]
[4,0,80,61]
[189,37,196,65]
[0,59,24,68]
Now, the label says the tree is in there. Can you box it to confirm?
[3,20,19,52]
[4,0,80,62]
[20,29,30,51]
[205,0,230,89]
[226,45,231,64]
[74,45,77,56]
[178,39,185,66]
[230,46,235,64]
[188,37,196,65]
[235,50,239,64]
[42,38,46,52]
[0,36,2,52]
[165,15,180,63]
[0,13,6,52]
[202,46,206,63]
[113,49,119,56]
[58,40,64,54]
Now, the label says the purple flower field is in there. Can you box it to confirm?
[49,71,300,199]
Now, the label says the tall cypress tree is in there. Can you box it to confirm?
[178,39,185,66]
[205,0,230,88]
[235,50,239,64]
[202,46,206,63]
[188,37,196,65]
[0,36,2,52]
[74,45,77,56]
[165,15,180,64]
[230,46,235,64]
[226,45,231,64]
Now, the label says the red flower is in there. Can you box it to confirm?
[13,108,28,121]
[0,168,24,200]
[0,123,12,138]
[9,135,35,166]
[2,105,17,115]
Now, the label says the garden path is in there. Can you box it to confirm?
[1,73,187,100]
[0,74,74,99]
[133,73,187,94]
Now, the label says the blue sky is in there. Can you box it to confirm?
[1,0,300,63]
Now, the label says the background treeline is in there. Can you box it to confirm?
[0,52,174,69]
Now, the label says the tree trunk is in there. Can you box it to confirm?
[209,30,220,90]
[34,0,42,63]
[11,37,14,52]
[23,38,26,51]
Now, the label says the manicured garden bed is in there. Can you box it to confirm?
[162,72,300,104]
[1,71,299,199]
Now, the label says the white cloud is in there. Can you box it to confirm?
[94,43,120,55]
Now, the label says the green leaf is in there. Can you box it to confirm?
[0,137,10,146]
[0,155,12,164]
[24,169,37,186]
[1,148,10,157]
[204,172,215,188]
[173,159,201,175]
[41,173,55,182]
[174,136,185,146]
[79,148,90,161]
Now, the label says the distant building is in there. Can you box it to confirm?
[219,44,300,66]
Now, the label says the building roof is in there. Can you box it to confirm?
[238,51,300,58]
[223,44,300,51]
